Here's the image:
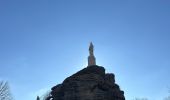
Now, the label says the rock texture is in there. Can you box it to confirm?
[48,65,125,100]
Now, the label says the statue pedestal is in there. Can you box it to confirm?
[88,55,96,66]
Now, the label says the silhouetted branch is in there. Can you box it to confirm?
[0,81,13,100]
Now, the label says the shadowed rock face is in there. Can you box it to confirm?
[49,65,125,100]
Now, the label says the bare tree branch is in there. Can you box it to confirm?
[0,81,13,100]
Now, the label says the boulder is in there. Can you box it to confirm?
[49,65,125,100]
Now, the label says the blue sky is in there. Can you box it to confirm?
[0,0,170,100]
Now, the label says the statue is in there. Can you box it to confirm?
[88,42,96,66]
[89,42,94,56]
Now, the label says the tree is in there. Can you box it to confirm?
[0,81,13,100]
[163,87,170,100]
[42,91,51,100]
[164,96,170,100]
[133,98,148,100]
[36,96,40,100]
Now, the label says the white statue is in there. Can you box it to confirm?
[88,42,96,66]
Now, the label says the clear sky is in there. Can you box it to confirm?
[0,0,170,100]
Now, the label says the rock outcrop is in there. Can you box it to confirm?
[48,65,125,100]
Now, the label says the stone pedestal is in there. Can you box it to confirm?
[88,55,96,66]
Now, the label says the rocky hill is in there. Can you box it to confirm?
[47,65,125,100]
